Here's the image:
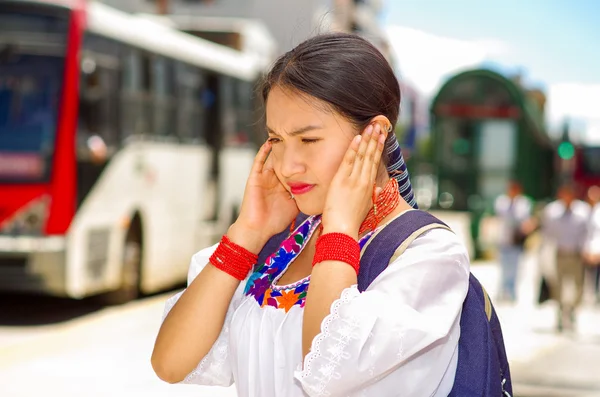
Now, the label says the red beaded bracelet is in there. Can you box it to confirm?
[312,232,361,275]
[209,235,258,280]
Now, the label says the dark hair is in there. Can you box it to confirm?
[260,32,401,151]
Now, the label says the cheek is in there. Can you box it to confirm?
[269,145,285,179]
[269,144,284,162]
[313,145,347,184]
[269,141,349,185]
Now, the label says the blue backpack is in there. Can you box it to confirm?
[258,210,512,397]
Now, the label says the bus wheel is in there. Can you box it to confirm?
[104,217,142,305]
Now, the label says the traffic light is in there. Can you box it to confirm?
[558,141,575,160]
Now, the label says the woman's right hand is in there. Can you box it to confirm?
[228,141,299,253]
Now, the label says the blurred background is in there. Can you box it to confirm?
[0,0,599,396]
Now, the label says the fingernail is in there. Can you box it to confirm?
[365,125,373,135]
[379,133,386,144]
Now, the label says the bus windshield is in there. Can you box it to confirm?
[0,5,68,183]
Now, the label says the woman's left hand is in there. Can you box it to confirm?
[321,123,386,239]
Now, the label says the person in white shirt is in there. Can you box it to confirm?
[494,180,534,302]
[542,183,591,331]
[583,185,600,304]
[150,33,474,397]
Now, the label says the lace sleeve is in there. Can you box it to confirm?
[161,244,246,387]
[177,295,238,386]
[294,229,470,397]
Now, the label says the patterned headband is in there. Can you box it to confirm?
[385,133,418,209]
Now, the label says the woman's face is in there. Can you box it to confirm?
[265,86,357,215]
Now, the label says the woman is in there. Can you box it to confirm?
[151,33,471,396]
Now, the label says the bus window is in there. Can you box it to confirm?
[76,34,120,206]
[153,56,176,137]
[78,34,120,151]
[176,63,206,143]
[120,47,143,139]
[81,33,119,58]
[220,76,242,146]
[0,6,68,183]
[140,52,153,135]
[203,73,220,149]
[121,47,140,92]
[233,80,254,145]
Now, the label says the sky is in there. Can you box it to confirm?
[382,0,600,143]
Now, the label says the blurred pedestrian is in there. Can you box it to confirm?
[494,180,534,302]
[542,183,591,331]
[583,185,600,304]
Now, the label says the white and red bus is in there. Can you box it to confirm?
[0,0,270,302]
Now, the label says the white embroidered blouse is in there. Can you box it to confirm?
[162,214,470,397]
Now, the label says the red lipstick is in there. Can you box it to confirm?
[288,182,315,195]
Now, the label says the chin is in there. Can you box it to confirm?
[295,199,324,217]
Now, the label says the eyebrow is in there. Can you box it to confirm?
[266,125,323,137]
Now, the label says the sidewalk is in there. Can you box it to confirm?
[471,255,600,397]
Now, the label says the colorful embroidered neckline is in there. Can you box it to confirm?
[243,216,374,313]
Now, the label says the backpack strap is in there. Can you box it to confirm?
[482,284,493,321]
[357,210,452,292]
[449,274,513,397]
[256,213,309,268]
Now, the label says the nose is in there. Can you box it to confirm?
[278,145,305,179]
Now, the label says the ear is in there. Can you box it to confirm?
[369,115,393,137]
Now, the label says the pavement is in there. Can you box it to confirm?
[0,248,599,396]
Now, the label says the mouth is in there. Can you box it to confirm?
[288,182,315,196]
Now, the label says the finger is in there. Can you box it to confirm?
[340,134,362,175]
[264,148,275,171]
[351,124,374,177]
[367,125,386,182]
[360,123,382,179]
[251,141,272,175]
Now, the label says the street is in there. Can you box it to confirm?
[0,291,237,397]
[1,255,599,397]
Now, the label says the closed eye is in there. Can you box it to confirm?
[267,137,319,145]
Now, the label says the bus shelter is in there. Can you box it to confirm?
[429,69,555,256]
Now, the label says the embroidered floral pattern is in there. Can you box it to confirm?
[243,217,318,312]
[244,216,376,313]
